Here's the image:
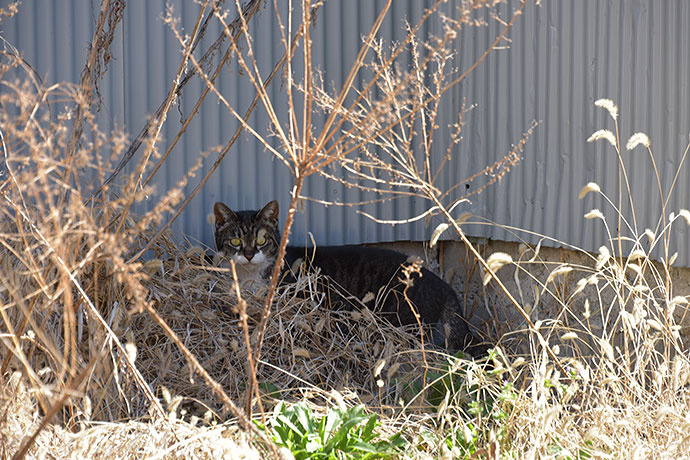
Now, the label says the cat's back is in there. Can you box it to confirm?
[285,245,458,323]
[286,244,475,351]
[286,245,409,287]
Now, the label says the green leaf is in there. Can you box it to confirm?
[387,433,408,449]
[321,407,342,443]
[360,413,378,441]
[276,414,304,438]
[259,382,282,399]
[257,401,406,460]
[348,441,379,453]
[294,404,315,434]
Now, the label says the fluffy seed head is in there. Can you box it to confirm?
[484,252,513,285]
[628,249,647,262]
[678,209,690,225]
[626,132,650,151]
[578,182,601,200]
[430,223,449,247]
[584,209,605,220]
[596,246,611,270]
[587,129,617,147]
[595,98,619,120]
[561,332,578,341]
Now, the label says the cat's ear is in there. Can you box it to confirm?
[257,200,279,223]
[214,202,237,227]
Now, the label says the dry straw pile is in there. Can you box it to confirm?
[128,232,450,420]
[1,228,456,458]
[1,372,262,460]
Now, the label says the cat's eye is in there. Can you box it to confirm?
[256,236,267,246]
[229,238,242,247]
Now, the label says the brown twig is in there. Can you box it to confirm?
[113,0,212,237]
[140,0,267,190]
[238,0,391,418]
[66,0,125,161]
[95,0,266,197]
[126,2,322,263]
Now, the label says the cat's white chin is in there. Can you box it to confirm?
[229,252,272,288]
[232,252,267,266]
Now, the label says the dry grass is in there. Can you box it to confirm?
[466,98,690,458]
[5,1,690,459]
[1,224,493,457]
[127,233,458,420]
[0,372,263,460]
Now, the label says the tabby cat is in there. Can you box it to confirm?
[213,200,477,353]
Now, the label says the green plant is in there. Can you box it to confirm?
[257,402,406,460]
[548,439,594,460]
[415,350,515,418]
[401,350,518,457]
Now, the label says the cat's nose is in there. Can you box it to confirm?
[243,248,256,261]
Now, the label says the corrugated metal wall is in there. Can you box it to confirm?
[3,1,690,264]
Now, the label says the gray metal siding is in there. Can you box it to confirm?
[3,1,690,264]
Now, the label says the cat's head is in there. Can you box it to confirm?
[213,200,280,268]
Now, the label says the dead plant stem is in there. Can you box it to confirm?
[247,177,305,417]
[141,0,266,190]
[230,262,268,427]
[2,194,166,419]
[313,0,528,174]
[431,193,569,377]
[114,0,211,237]
[141,301,280,457]
[97,0,266,194]
[127,4,321,263]
[65,0,118,162]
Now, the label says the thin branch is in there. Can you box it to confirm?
[126,7,318,263]
[95,0,265,195]
[112,0,212,237]
[141,0,267,189]
[66,0,125,161]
